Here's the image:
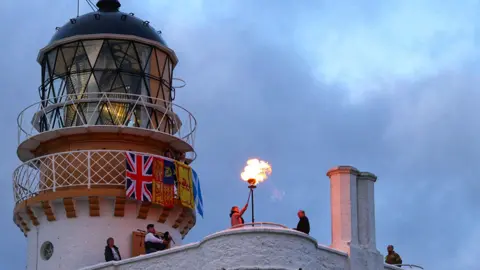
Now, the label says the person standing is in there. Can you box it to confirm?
[295,210,310,235]
[385,245,403,266]
[230,202,248,227]
[104,237,121,262]
[178,152,187,164]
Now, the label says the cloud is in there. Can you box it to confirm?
[1,1,479,270]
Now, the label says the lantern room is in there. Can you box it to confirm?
[37,0,177,128]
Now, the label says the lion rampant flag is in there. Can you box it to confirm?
[175,161,195,209]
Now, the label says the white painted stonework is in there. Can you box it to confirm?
[24,198,184,270]
[80,227,401,270]
[82,227,349,270]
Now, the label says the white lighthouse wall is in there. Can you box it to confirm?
[82,228,349,270]
[25,197,183,270]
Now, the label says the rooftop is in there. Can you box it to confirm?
[80,224,423,270]
[80,224,349,270]
[49,0,167,47]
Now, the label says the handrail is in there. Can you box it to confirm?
[12,149,188,204]
[230,222,290,229]
[17,92,197,148]
[394,264,424,269]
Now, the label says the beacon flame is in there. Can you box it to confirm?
[241,159,272,186]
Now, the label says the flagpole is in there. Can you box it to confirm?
[248,184,256,226]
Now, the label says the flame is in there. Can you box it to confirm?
[240,158,272,185]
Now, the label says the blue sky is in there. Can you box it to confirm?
[1,0,479,269]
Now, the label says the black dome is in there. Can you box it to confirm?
[49,9,167,47]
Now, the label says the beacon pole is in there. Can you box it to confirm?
[247,178,257,227]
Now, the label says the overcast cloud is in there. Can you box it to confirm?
[1,1,479,269]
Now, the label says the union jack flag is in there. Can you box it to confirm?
[125,152,153,202]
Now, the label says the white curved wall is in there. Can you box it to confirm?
[82,227,349,270]
[25,197,183,270]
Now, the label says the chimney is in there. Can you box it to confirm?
[326,166,360,253]
[327,167,380,252]
[357,172,377,250]
[327,166,384,269]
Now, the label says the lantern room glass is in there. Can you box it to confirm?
[38,39,175,131]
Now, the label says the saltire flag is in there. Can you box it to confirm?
[152,158,175,208]
[192,169,204,218]
[125,152,153,202]
[175,161,195,209]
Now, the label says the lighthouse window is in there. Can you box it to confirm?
[40,241,54,261]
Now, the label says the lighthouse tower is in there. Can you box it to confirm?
[13,1,197,269]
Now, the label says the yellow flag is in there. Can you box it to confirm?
[175,161,195,209]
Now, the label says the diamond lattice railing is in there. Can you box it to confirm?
[41,39,175,103]
[17,92,197,148]
[12,150,180,204]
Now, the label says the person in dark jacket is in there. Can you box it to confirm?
[295,210,310,234]
[104,237,121,262]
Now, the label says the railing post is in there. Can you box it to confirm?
[12,179,17,203]
[51,156,56,192]
[87,151,91,189]
[17,113,22,144]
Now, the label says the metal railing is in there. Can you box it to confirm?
[393,264,424,269]
[230,222,290,229]
[12,149,181,204]
[17,92,197,147]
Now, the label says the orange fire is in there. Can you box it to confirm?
[241,158,272,186]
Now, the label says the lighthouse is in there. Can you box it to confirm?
[13,1,198,269]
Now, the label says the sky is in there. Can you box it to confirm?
[1,0,479,269]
